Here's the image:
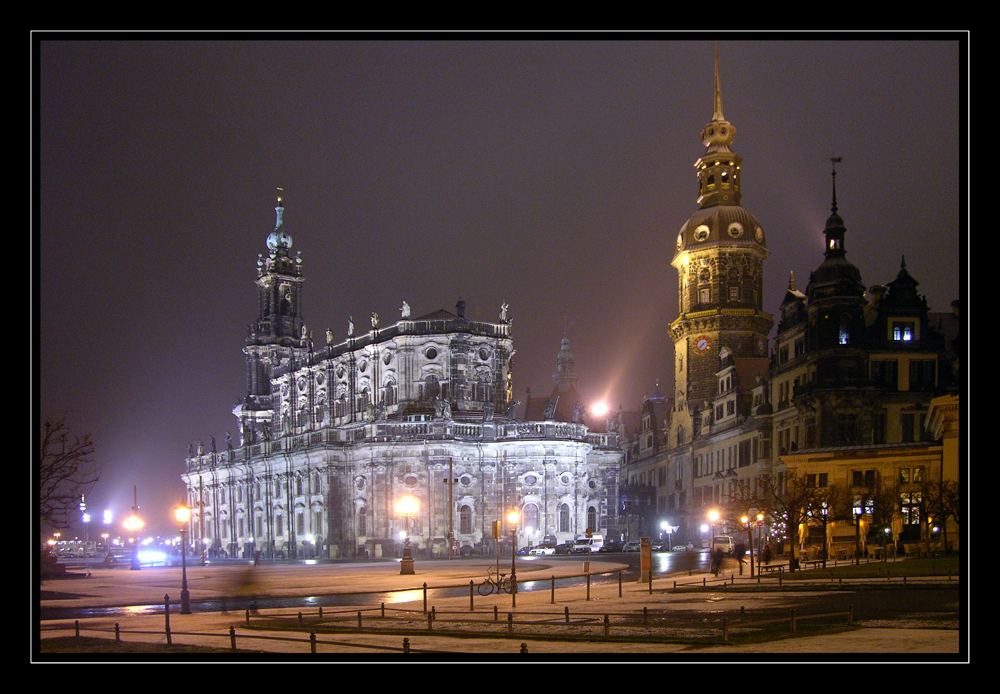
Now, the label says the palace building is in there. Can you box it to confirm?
[621,50,960,558]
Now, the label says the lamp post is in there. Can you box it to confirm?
[756,513,765,573]
[174,505,192,614]
[708,509,719,548]
[396,496,418,575]
[507,508,520,600]
[123,514,143,570]
[741,515,754,577]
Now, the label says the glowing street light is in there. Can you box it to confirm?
[173,505,192,613]
[396,496,418,575]
[507,508,520,604]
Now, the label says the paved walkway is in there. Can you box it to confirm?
[37,556,964,660]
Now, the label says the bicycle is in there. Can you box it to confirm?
[477,568,513,595]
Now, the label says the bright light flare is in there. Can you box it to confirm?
[591,402,608,418]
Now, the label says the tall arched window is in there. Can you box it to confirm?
[459,505,473,535]
[559,503,570,533]
[521,503,539,534]
[587,506,597,532]
[358,507,367,537]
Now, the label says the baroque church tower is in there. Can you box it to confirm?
[668,48,774,445]
[234,191,311,445]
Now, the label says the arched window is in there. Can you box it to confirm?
[459,505,473,535]
[839,314,851,345]
[587,506,597,532]
[521,503,539,533]
[559,503,570,533]
[358,507,367,537]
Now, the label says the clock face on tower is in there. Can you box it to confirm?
[693,335,712,355]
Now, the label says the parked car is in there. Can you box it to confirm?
[553,542,576,555]
[623,541,640,553]
[528,543,556,556]
[515,546,531,556]
[598,542,623,553]
[672,544,690,552]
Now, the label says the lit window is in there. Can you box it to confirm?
[893,322,915,341]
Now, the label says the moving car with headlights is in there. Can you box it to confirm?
[528,543,556,555]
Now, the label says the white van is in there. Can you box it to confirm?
[711,535,735,555]
[571,534,605,553]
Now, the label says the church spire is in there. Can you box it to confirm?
[712,41,724,123]
[696,45,741,208]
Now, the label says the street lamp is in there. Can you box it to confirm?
[507,508,520,600]
[123,514,143,570]
[756,512,765,573]
[173,505,192,614]
[396,496,418,575]
[741,515,753,577]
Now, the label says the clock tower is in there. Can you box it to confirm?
[668,47,773,442]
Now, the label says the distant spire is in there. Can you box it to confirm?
[830,156,842,215]
[712,41,724,122]
[788,270,797,292]
[900,254,907,269]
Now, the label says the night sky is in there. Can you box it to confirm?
[37,35,965,537]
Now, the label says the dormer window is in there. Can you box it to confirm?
[892,321,915,341]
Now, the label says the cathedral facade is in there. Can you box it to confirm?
[181,197,622,560]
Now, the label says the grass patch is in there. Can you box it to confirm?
[785,555,959,580]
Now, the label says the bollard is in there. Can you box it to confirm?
[494,605,499,621]
[520,642,528,654]
[245,608,250,625]
[114,623,120,644]
[703,577,706,587]
[74,620,80,637]
[619,571,623,598]
[432,606,436,624]
[403,637,410,654]
[423,583,428,613]
[470,580,475,611]
[587,574,591,601]
[903,576,907,585]
[673,580,677,592]
[230,625,237,650]
[740,605,745,622]
[507,612,513,637]
[164,595,171,645]
[643,606,648,624]
[551,575,556,604]
[358,611,362,629]
[319,606,323,619]
[604,614,610,639]
[310,632,316,654]
[790,608,797,634]
[298,612,303,627]
[428,611,433,631]
[382,602,385,618]
[565,606,570,624]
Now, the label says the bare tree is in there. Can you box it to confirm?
[39,417,104,533]
[759,469,815,573]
